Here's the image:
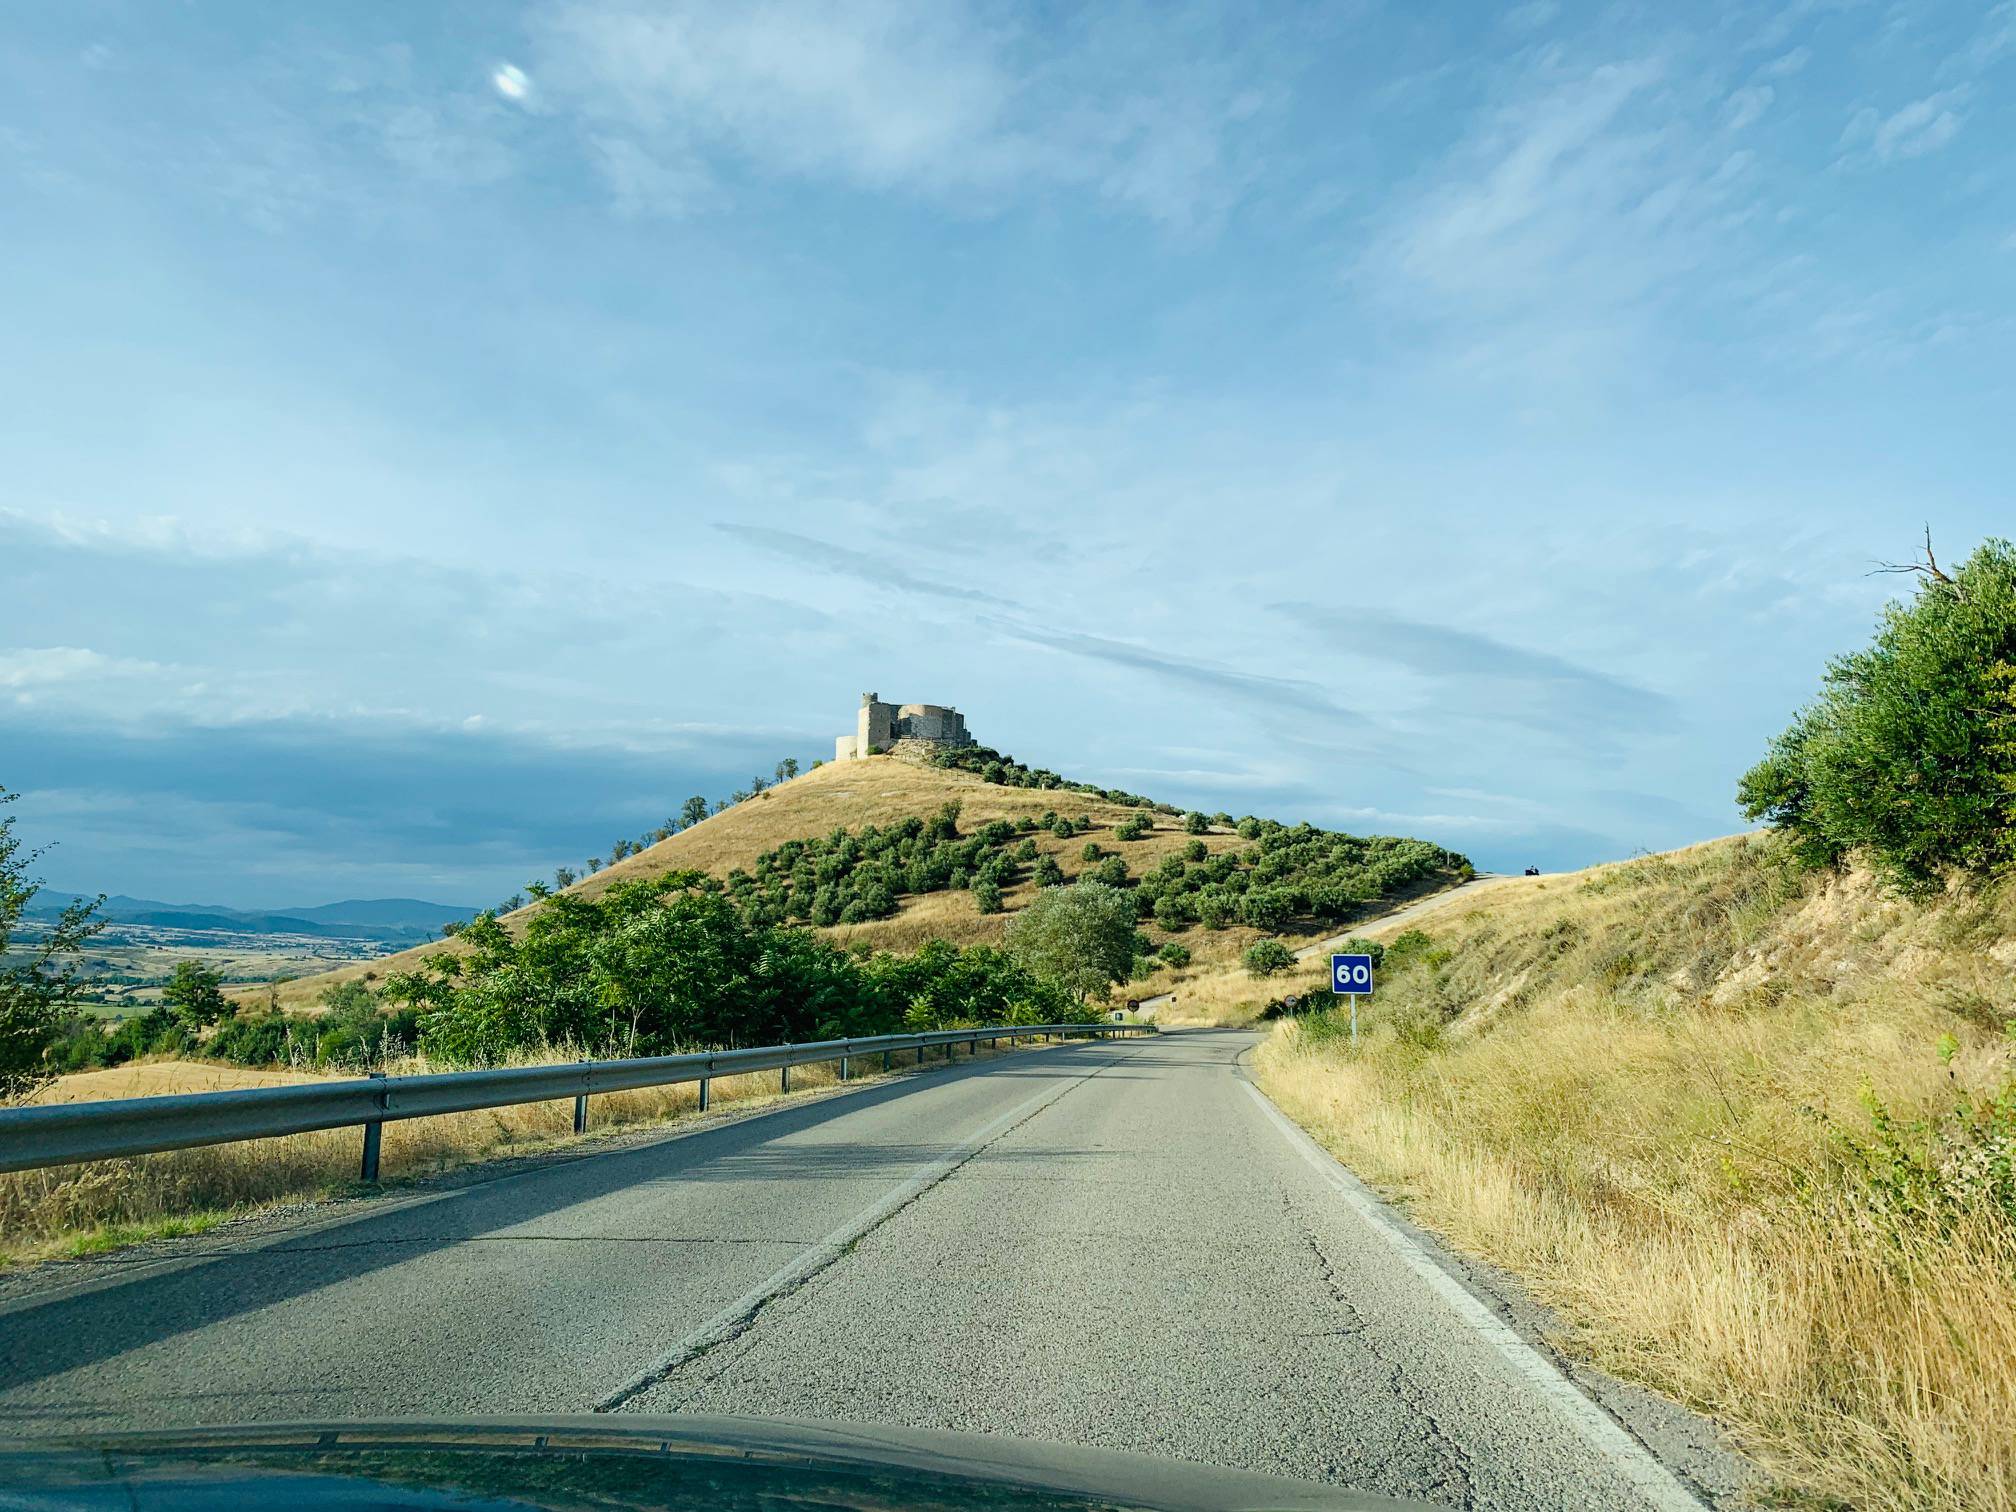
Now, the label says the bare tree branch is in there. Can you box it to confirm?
[1868,524,1959,593]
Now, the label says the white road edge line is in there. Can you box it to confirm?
[593,1058,1105,1412]
[1238,1079,1708,1512]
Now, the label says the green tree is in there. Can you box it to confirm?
[162,960,229,1033]
[1244,940,1296,978]
[1094,854,1130,887]
[1240,888,1293,932]
[776,757,800,783]
[972,875,1004,914]
[0,788,105,1095]
[1004,881,1138,1004]
[1183,811,1209,834]
[1157,941,1192,968]
[681,796,710,828]
[1033,854,1065,888]
[1739,537,2016,891]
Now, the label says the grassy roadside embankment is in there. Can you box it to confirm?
[0,1040,1024,1267]
[1252,834,2016,1511]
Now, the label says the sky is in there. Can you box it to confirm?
[2,0,2012,909]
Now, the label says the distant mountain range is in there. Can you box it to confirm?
[26,893,482,945]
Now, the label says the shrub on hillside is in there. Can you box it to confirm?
[1244,940,1296,978]
[1740,538,2016,892]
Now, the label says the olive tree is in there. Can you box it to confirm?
[0,787,103,1094]
[1004,881,1137,1005]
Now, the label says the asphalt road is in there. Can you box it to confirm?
[0,1030,1732,1509]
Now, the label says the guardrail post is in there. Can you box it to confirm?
[839,1053,849,1082]
[574,1059,590,1134]
[360,1072,387,1183]
[883,1049,892,1071]
[698,1074,710,1112]
[781,1064,791,1093]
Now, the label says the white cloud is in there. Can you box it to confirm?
[0,647,162,688]
[587,133,709,217]
[1358,57,1738,331]
[1759,46,1810,78]
[528,0,1286,227]
[1959,1,2015,71]
[1503,1,1559,31]
[1841,88,1969,163]
[1724,84,1773,131]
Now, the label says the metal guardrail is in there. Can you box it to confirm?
[0,1022,1154,1181]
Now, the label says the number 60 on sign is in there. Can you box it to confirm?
[1331,953,1374,995]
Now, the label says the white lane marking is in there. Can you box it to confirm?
[594,1057,1109,1411]
[1238,1079,1707,1512]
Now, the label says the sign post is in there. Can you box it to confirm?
[1331,953,1375,1047]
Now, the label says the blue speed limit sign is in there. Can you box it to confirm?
[1331,953,1375,994]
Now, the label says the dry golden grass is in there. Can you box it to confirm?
[1253,834,2016,1511]
[257,757,1245,1008]
[29,1060,336,1103]
[0,1042,1010,1266]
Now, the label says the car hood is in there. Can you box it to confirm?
[0,1414,1425,1512]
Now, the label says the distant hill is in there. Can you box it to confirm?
[29,892,482,944]
[275,898,482,930]
[257,754,1469,1010]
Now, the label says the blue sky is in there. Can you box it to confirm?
[2,0,2011,908]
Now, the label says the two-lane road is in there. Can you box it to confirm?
[0,1031,1726,1509]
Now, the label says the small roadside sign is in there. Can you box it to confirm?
[1331,954,1375,995]
[1332,953,1374,1047]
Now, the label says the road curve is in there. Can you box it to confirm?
[0,1031,1730,1508]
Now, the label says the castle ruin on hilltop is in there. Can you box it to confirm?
[834,693,975,763]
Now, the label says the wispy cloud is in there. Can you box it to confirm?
[713,522,1021,607]
[984,619,1363,721]
[1840,88,1969,164]
[528,0,1293,227]
[1724,84,1774,131]
[1289,607,1675,739]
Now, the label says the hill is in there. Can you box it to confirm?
[1246,832,2015,1511]
[255,754,1468,1009]
[31,893,481,943]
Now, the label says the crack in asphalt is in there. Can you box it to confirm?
[595,1054,1123,1413]
[1289,1193,1477,1511]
